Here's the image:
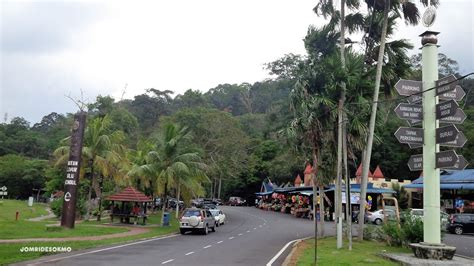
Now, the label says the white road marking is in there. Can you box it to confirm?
[253,227,257,230]
[238,233,243,236]
[204,245,212,249]
[162,259,174,264]
[217,241,224,244]
[247,230,250,233]
[26,234,179,265]
[229,236,235,239]
[266,237,312,266]
[185,252,194,256]
[259,225,262,227]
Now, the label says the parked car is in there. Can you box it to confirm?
[179,208,216,235]
[209,209,226,226]
[447,213,474,235]
[406,208,449,228]
[228,196,246,206]
[203,203,217,210]
[351,210,369,224]
[367,209,396,225]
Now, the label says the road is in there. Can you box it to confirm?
[444,233,474,258]
[20,207,334,266]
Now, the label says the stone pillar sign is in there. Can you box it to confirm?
[61,112,86,229]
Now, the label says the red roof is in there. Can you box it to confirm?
[106,186,152,202]
[304,164,313,174]
[295,174,302,185]
[373,165,384,179]
[355,164,372,177]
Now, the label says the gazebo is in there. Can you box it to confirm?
[106,186,153,225]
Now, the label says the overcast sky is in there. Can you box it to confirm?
[1,0,473,124]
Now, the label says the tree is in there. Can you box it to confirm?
[359,0,438,241]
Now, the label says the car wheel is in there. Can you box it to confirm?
[375,218,382,225]
[212,224,216,232]
[180,229,186,235]
[203,225,209,235]
[454,226,463,235]
[216,222,219,227]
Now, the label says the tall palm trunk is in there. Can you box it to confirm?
[311,148,319,265]
[343,116,352,250]
[85,162,94,221]
[161,180,168,226]
[218,177,222,200]
[358,0,390,241]
[336,0,346,249]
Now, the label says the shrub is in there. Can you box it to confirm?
[382,221,403,246]
[363,224,386,242]
[50,198,63,217]
[401,217,424,244]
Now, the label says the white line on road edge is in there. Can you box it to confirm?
[204,245,212,249]
[217,241,223,244]
[26,234,179,265]
[162,259,174,264]
[266,237,311,266]
[185,252,194,256]
[229,237,235,239]
[238,233,243,236]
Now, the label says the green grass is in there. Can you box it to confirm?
[0,209,179,265]
[0,199,48,220]
[296,237,410,266]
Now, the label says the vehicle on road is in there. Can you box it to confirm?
[179,208,216,235]
[404,209,449,228]
[210,209,226,226]
[367,209,396,225]
[447,213,474,235]
[228,196,246,206]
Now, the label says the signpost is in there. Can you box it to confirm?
[444,155,468,170]
[436,124,460,144]
[395,103,423,120]
[435,150,459,169]
[0,186,7,199]
[439,109,467,124]
[395,79,422,96]
[439,85,466,101]
[435,74,458,95]
[435,100,459,119]
[395,127,424,144]
[60,112,86,229]
[408,154,423,171]
[441,131,467,148]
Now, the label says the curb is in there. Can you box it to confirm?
[282,237,313,266]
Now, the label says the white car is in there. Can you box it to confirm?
[409,208,449,228]
[209,209,226,226]
[367,209,396,225]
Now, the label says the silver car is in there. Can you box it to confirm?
[367,209,396,225]
[179,208,216,235]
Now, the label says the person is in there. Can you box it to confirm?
[455,197,464,213]
[113,204,120,214]
[132,203,140,215]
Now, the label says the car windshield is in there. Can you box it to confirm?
[209,210,219,216]
[183,210,201,217]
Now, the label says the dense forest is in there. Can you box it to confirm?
[1,4,473,214]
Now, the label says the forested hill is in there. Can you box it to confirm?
[1,55,473,201]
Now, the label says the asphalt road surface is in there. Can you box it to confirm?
[444,232,474,258]
[20,207,333,266]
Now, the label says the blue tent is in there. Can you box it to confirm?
[403,169,474,190]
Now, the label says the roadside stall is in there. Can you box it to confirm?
[106,186,153,225]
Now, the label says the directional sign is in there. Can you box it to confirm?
[436,150,459,168]
[436,124,460,143]
[435,74,458,95]
[436,100,459,119]
[408,143,423,149]
[441,131,467,148]
[0,191,7,196]
[439,85,466,102]
[0,186,6,191]
[395,79,423,96]
[407,94,423,104]
[395,103,423,120]
[408,154,423,171]
[439,108,467,124]
[443,155,469,170]
[407,119,422,127]
[395,127,424,144]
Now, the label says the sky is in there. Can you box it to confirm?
[1,0,473,124]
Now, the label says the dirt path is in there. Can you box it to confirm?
[27,207,55,222]
[0,225,151,243]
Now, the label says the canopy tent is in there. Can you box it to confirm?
[403,169,474,190]
[106,186,153,202]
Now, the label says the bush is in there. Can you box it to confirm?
[50,198,63,217]
[363,224,386,242]
[401,217,424,244]
[382,221,403,246]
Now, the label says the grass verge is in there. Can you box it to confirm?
[295,237,410,266]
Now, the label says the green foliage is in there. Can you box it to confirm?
[382,221,403,246]
[401,217,424,244]
[50,198,63,217]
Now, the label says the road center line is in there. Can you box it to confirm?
[162,259,174,264]
[247,230,250,233]
[238,233,243,236]
[253,228,257,230]
[229,236,235,239]
[185,252,194,256]
[217,241,223,244]
[204,245,212,249]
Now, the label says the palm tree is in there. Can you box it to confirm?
[54,115,127,220]
[358,0,438,241]
[134,123,209,224]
